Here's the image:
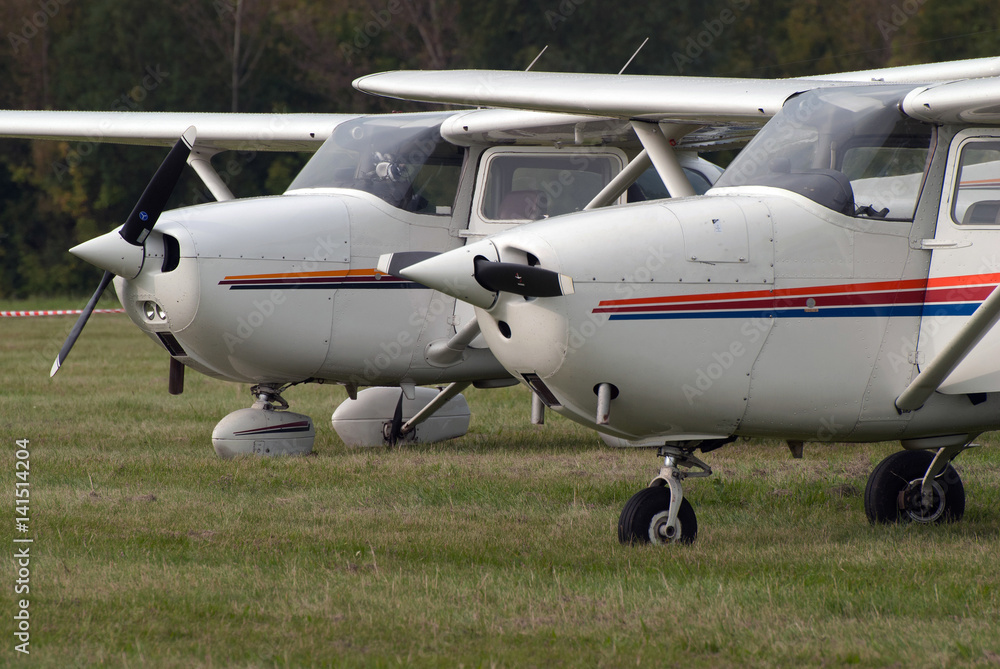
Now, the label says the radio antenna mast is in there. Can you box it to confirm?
[618,37,649,74]
[526,45,549,71]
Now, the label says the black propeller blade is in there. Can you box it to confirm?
[49,270,114,377]
[119,127,196,245]
[51,127,196,377]
[473,256,572,298]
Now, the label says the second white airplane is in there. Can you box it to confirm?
[369,58,1000,544]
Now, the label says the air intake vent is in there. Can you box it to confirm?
[522,373,561,408]
[156,332,186,357]
[162,235,180,273]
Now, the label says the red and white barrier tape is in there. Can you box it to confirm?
[0,309,125,318]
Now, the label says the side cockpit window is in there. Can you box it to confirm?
[840,128,933,221]
[478,150,624,222]
[952,140,1000,226]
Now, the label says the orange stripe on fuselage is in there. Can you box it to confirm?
[959,179,1000,186]
[222,268,379,281]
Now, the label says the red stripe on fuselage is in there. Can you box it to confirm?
[594,274,1000,312]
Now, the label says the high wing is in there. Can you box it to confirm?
[354,57,1000,148]
[902,77,1000,124]
[355,70,823,122]
[0,111,358,151]
[356,70,797,152]
[0,111,361,201]
[354,57,1000,122]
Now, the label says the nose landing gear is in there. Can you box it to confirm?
[618,447,713,545]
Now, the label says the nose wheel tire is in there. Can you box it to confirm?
[618,486,697,545]
[864,449,965,524]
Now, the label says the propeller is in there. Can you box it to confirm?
[377,250,439,279]
[382,242,575,310]
[472,256,574,298]
[119,127,197,246]
[51,127,197,377]
[49,270,114,377]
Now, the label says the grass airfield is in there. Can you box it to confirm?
[3,307,1000,667]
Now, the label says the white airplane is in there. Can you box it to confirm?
[365,57,1000,544]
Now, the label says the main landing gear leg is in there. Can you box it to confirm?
[251,384,291,411]
[618,447,712,545]
[864,445,969,524]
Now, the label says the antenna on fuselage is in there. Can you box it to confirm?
[525,45,548,71]
[618,37,649,74]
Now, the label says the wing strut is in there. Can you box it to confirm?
[584,149,652,210]
[631,122,699,198]
[187,147,235,202]
[896,284,1000,412]
[399,381,472,438]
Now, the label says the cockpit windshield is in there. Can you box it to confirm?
[714,85,934,220]
[287,112,464,215]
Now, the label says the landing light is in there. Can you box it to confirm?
[144,301,166,321]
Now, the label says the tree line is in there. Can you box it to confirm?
[0,0,997,296]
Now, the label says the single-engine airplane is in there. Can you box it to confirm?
[364,57,1000,544]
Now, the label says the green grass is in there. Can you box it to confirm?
[3,309,1000,667]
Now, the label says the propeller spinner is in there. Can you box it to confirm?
[378,242,574,310]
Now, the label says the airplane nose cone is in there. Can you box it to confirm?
[69,229,144,279]
[391,240,501,309]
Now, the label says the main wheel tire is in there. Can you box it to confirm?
[864,449,965,524]
[618,486,697,545]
